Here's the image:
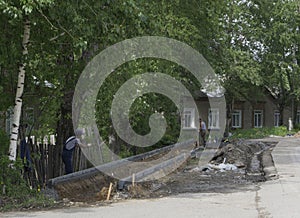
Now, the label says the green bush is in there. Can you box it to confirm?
[0,157,28,197]
[0,129,9,156]
[229,126,296,140]
[0,156,55,211]
[294,124,300,131]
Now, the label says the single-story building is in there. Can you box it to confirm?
[181,90,300,133]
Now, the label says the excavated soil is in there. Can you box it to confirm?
[115,139,277,200]
[43,139,278,207]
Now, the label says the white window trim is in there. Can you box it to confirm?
[182,108,196,129]
[274,110,280,127]
[208,108,220,129]
[254,110,263,128]
[232,110,242,128]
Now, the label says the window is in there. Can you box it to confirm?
[232,110,242,128]
[254,110,263,128]
[274,111,280,127]
[183,108,195,128]
[208,108,219,129]
[296,111,300,124]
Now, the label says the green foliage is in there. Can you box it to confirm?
[0,129,9,156]
[0,157,28,197]
[95,58,195,155]
[0,0,299,206]
[294,124,300,131]
[118,144,133,158]
[0,156,55,211]
[248,0,300,118]
[229,126,296,140]
[0,0,54,18]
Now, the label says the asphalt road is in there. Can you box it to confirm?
[2,137,300,218]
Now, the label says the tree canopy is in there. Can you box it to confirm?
[0,0,299,167]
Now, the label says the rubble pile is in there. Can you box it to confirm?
[210,140,266,167]
[209,140,274,182]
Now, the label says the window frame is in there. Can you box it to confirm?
[232,110,242,128]
[182,108,196,129]
[274,110,280,127]
[254,110,263,128]
[208,108,220,129]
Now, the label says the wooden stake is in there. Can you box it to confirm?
[106,182,113,201]
[132,173,135,187]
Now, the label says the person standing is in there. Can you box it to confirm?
[62,128,85,174]
[199,118,207,146]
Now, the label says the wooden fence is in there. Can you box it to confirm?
[22,137,88,189]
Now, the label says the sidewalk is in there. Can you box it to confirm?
[258,137,300,218]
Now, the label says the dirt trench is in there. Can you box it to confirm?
[117,140,278,199]
[47,140,278,203]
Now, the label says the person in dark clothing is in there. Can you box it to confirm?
[199,118,207,146]
[62,128,85,174]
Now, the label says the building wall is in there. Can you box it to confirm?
[264,95,294,127]
[283,107,292,126]
[196,99,209,125]
[241,101,252,129]
[195,94,298,130]
[264,96,277,127]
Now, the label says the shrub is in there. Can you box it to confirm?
[0,130,55,211]
[0,129,9,156]
[229,126,296,140]
[0,156,55,211]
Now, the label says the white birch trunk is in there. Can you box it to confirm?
[8,18,30,161]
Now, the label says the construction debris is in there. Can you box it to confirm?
[118,140,277,199]
[207,162,238,172]
[46,140,277,203]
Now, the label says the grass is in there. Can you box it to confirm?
[0,192,56,212]
[229,126,298,140]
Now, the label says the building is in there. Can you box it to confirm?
[182,91,300,133]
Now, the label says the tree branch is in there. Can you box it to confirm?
[37,8,58,31]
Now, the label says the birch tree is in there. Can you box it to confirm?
[0,0,54,161]
[9,18,30,161]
